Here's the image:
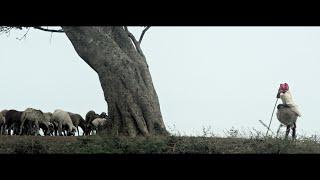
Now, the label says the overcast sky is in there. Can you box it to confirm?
[0,26,319,137]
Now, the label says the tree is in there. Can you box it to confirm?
[0,26,168,137]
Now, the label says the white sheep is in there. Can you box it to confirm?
[90,117,107,134]
[52,109,76,136]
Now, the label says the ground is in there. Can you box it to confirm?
[0,134,320,154]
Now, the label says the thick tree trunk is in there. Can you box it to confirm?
[62,26,167,137]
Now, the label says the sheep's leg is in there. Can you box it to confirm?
[28,121,33,136]
[19,119,25,135]
[285,125,290,139]
[77,127,79,136]
[4,124,10,135]
[7,125,11,135]
[292,123,296,140]
[0,125,3,135]
[58,123,63,136]
[3,124,7,135]
[35,122,40,136]
[29,121,34,136]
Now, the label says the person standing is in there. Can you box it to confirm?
[276,83,302,117]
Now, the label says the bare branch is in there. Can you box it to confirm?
[138,26,150,44]
[32,26,64,33]
[124,26,145,58]
[0,26,23,35]
[16,28,31,40]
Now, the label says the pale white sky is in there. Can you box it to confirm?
[0,26,319,137]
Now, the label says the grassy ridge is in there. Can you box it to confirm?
[0,135,320,154]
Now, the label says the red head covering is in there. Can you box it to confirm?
[279,83,289,92]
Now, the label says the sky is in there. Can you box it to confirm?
[0,26,319,137]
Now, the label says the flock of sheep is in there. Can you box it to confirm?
[0,108,108,136]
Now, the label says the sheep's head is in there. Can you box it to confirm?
[46,123,55,135]
[84,125,92,135]
[67,132,75,136]
[100,112,107,118]
[67,126,76,136]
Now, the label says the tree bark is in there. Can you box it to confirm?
[62,26,167,137]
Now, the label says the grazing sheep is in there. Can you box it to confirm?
[48,113,59,136]
[5,110,23,135]
[41,112,54,136]
[68,112,86,136]
[0,110,8,135]
[90,117,107,134]
[99,112,108,118]
[52,109,76,136]
[85,110,99,123]
[85,110,100,135]
[0,109,8,117]
[20,108,42,136]
[0,113,5,135]
[276,104,298,139]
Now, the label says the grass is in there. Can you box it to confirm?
[0,127,320,154]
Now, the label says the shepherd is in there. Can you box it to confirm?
[276,83,301,139]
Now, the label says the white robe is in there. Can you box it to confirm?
[279,90,302,117]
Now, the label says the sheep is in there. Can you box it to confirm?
[47,113,59,136]
[68,112,86,136]
[85,110,99,123]
[90,117,108,135]
[41,112,55,136]
[20,108,43,136]
[52,109,76,136]
[276,104,298,139]
[0,110,8,135]
[84,110,100,135]
[99,112,108,119]
[0,113,5,135]
[1,109,8,117]
[5,110,23,135]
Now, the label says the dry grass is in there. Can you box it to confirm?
[0,129,320,154]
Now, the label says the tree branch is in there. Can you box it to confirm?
[124,26,145,58]
[138,26,150,44]
[32,26,64,33]
[16,28,31,40]
[0,26,22,35]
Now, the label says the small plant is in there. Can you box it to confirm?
[202,126,215,137]
[224,127,239,138]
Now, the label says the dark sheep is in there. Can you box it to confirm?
[85,110,100,135]
[68,112,86,136]
[5,110,23,135]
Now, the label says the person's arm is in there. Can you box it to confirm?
[276,88,281,98]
